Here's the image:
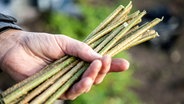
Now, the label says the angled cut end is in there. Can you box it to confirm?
[119,5,125,9]
[127,1,132,6]
[142,10,147,15]
[161,16,164,21]
[155,32,160,37]
[125,1,133,9]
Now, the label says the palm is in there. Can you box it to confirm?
[2,33,65,81]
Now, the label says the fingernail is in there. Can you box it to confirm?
[94,79,101,85]
[86,86,91,93]
[84,77,93,93]
[123,59,130,70]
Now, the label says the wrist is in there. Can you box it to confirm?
[0,29,22,37]
[0,29,23,71]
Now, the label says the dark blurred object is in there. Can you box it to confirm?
[142,5,182,52]
[31,0,82,18]
[169,78,184,91]
[0,0,82,22]
[0,72,15,91]
[171,0,184,17]
[0,0,12,15]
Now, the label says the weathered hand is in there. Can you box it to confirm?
[0,29,129,100]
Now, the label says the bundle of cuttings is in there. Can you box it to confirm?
[0,1,162,104]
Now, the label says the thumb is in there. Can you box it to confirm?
[54,35,102,62]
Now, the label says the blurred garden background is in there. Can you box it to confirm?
[0,0,184,104]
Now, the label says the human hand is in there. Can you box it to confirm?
[0,29,129,100]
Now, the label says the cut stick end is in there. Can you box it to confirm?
[126,1,133,9]
[142,10,147,15]
[136,10,147,19]
[119,5,125,9]
[128,1,133,6]
[155,17,164,22]
[155,32,160,37]
[161,16,164,21]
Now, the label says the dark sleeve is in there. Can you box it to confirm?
[0,13,22,33]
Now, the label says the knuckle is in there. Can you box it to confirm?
[79,42,90,51]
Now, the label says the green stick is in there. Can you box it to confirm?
[124,10,140,22]
[111,32,159,56]
[85,17,128,44]
[128,32,159,48]
[29,61,85,104]
[44,63,89,104]
[110,1,132,24]
[121,30,156,51]
[2,57,76,104]
[84,5,124,41]
[1,56,68,97]
[19,60,79,104]
[94,24,125,52]
[89,34,109,49]
[99,11,146,55]
[111,25,140,49]
[85,2,133,44]
[107,18,162,56]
